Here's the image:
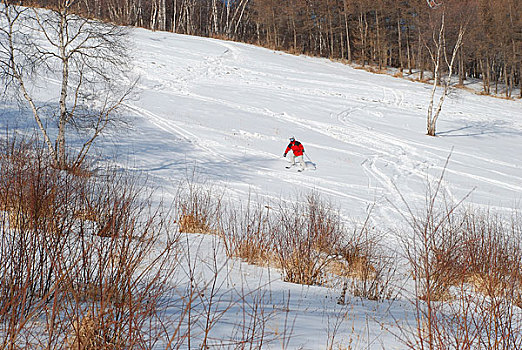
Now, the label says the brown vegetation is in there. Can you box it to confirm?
[399,165,522,349]
[173,172,223,235]
[0,134,180,348]
[14,0,521,98]
[219,193,397,302]
[178,213,209,233]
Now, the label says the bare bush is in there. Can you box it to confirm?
[271,193,345,285]
[0,136,304,349]
[339,246,398,303]
[434,209,522,350]
[398,165,522,349]
[334,214,398,304]
[220,197,274,266]
[173,170,224,235]
[0,133,181,348]
[219,191,398,302]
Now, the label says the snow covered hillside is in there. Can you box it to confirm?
[122,29,521,221]
[3,24,522,349]
[113,30,521,348]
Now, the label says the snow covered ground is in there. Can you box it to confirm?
[3,26,522,348]
[115,29,521,348]
[121,29,521,219]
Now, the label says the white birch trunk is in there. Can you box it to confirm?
[427,13,465,136]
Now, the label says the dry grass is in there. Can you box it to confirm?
[173,171,224,235]
[475,90,516,100]
[73,208,98,222]
[283,249,326,285]
[233,235,278,267]
[338,233,397,302]
[177,213,210,233]
[67,309,110,350]
[272,193,345,285]
[353,65,388,75]
[417,208,522,302]
[465,273,509,298]
[219,200,276,268]
[328,255,376,280]
[219,193,397,301]
[412,77,432,84]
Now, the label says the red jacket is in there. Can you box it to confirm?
[285,140,304,156]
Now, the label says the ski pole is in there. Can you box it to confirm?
[304,153,317,170]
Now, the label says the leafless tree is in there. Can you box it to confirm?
[0,0,134,169]
[8,0,520,101]
[425,9,468,136]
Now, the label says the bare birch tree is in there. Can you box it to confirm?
[425,11,466,136]
[0,1,133,169]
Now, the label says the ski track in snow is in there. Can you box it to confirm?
[125,29,522,221]
[126,101,374,204]
[126,103,230,163]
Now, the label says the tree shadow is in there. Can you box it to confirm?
[437,120,522,138]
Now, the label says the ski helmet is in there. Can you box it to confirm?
[289,136,295,141]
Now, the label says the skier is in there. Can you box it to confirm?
[283,137,306,172]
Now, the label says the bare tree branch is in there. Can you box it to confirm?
[0,1,134,169]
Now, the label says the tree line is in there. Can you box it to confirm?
[14,0,522,98]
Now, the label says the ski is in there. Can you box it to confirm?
[285,165,304,172]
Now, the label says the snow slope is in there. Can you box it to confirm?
[122,29,521,221]
[4,25,522,348]
[112,30,521,348]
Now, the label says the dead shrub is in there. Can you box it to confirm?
[0,133,181,348]
[220,192,398,298]
[354,65,388,75]
[64,162,95,179]
[408,206,522,302]
[402,191,467,302]
[73,208,98,222]
[398,160,522,349]
[414,77,431,84]
[273,193,345,285]
[233,234,277,267]
[346,255,376,280]
[67,308,111,350]
[456,209,522,304]
[285,249,326,285]
[465,272,509,298]
[0,138,65,235]
[220,199,276,266]
[174,170,223,235]
[178,213,209,233]
[336,219,398,303]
